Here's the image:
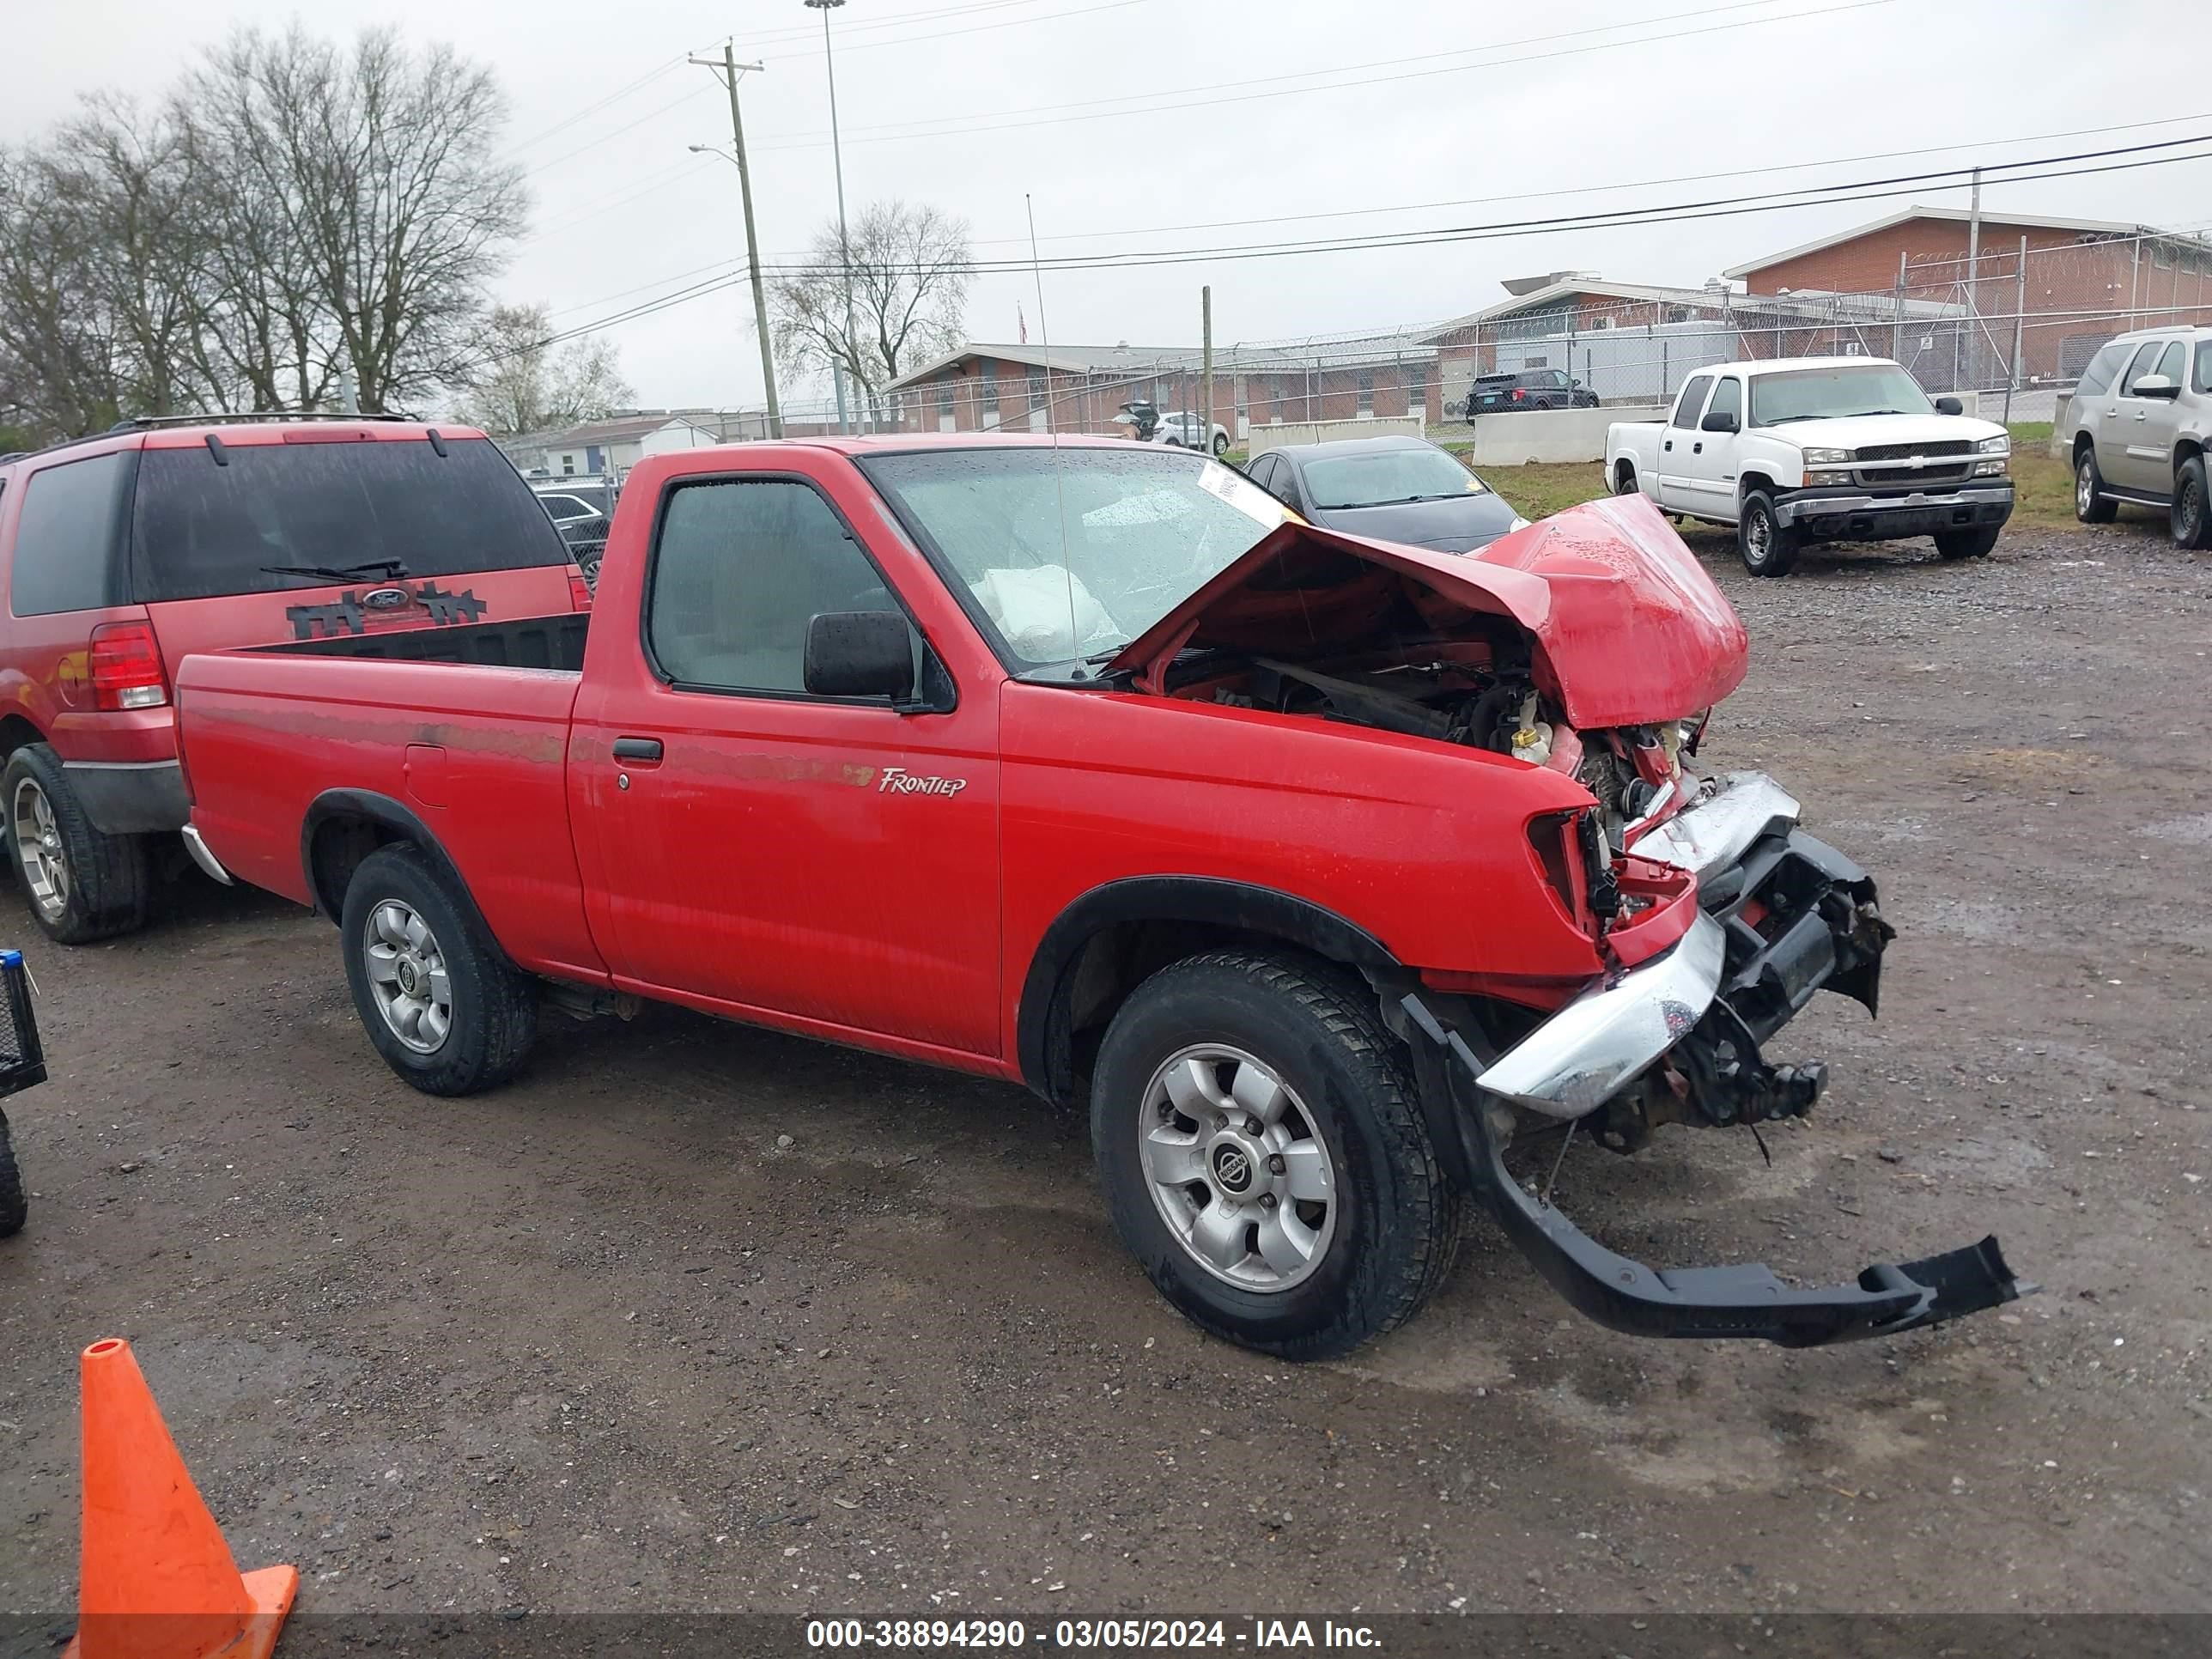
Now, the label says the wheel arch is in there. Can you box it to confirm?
[0,714,47,761]
[1739,470,1778,501]
[2073,429,2097,463]
[1015,877,1400,1106]
[301,789,503,953]
[2178,434,2205,471]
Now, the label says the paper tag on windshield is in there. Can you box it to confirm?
[1198,459,1289,528]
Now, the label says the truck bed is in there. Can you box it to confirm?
[252,612,588,672]
[176,618,605,984]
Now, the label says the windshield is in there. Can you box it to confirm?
[1749,364,1934,426]
[859,447,1287,667]
[1302,447,1484,509]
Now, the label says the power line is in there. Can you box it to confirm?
[743,134,2212,276]
[750,0,1906,153]
[472,136,2212,372]
[966,110,2212,250]
[521,84,718,179]
[767,0,1814,146]
[504,57,686,154]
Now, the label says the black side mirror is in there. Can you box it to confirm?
[1933,395,1964,415]
[1700,410,1739,434]
[805,611,915,701]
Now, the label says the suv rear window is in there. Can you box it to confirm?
[11,451,135,617]
[131,435,569,603]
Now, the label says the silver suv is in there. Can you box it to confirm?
[2066,325,2211,548]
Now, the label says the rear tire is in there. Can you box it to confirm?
[2075,448,2118,523]
[1090,950,1461,1360]
[1737,490,1801,577]
[2172,455,2211,550]
[1211,432,1230,457]
[3,744,150,945]
[1612,461,1638,495]
[340,844,538,1096]
[0,1109,24,1238]
[1935,525,2001,560]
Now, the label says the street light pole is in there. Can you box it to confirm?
[686,42,782,439]
[805,0,860,434]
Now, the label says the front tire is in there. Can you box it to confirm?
[2172,455,2211,550]
[2075,448,2118,523]
[1935,525,2001,560]
[1737,490,1801,577]
[3,744,150,944]
[1211,431,1230,458]
[340,844,538,1096]
[1090,951,1460,1360]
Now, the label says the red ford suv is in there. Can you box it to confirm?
[0,414,588,942]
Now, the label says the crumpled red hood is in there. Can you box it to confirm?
[1105,492,1748,730]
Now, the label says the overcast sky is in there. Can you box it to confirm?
[5,0,2197,412]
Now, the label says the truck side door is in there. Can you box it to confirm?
[1656,374,1715,513]
[1672,373,1743,519]
[568,459,1004,1063]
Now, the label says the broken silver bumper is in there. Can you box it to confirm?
[1631,770,1800,878]
[1478,912,1725,1120]
[1477,772,1808,1121]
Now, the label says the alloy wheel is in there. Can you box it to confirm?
[1139,1044,1338,1291]
[362,899,453,1054]
[10,779,69,922]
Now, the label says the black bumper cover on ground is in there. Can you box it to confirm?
[1402,824,2033,1345]
[1402,996,2033,1345]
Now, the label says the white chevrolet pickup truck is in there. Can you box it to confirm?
[1603,356,2014,575]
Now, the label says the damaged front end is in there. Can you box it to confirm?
[1404,771,2033,1347]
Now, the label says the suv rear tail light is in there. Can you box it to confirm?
[88,623,169,711]
[568,570,594,611]
[1510,386,1526,402]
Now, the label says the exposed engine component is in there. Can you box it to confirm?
[1210,656,1552,760]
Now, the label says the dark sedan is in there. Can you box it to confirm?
[1244,435,1528,554]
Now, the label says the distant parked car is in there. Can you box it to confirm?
[1156,411,1231,456]
[1114,402,1230,455]
[2063,325,2212,549]
[531,480,615,589]
[1465,369,1599,416]
[1246,435,1527,553]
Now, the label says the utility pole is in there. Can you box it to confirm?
[1965,165,1983,386]
[806,0,860,434]
[2005,233,2027,425]
[688,43,782,439]
[1200,286,1214,458]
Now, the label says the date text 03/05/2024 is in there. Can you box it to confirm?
[804,1619,1382,1650]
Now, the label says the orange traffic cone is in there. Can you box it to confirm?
[64,1338,298,1659]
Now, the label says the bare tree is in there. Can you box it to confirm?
[179,27,527,413]
[769,201,970,423]
[0,146,129,439]
[453,303,633,434]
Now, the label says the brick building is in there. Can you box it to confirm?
[1724,206,2212,380]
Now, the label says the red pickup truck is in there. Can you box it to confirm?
[174,435,2029,1358]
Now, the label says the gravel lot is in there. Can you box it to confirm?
[3,509,2209,1625]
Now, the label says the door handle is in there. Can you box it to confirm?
[1662,440,1674,452]
[1692,441,1704,454]
[612,737,664,763]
